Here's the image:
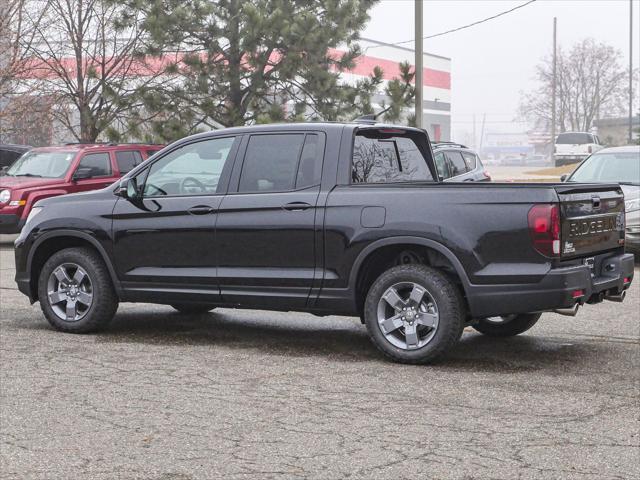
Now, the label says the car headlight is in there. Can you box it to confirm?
[0,189,10,204]
[26,206,43,224]
[625,198,640,213]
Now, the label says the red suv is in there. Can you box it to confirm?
[0,143,162,233]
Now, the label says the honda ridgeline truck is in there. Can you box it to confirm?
[14,123,634,364]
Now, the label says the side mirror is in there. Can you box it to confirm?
[72,167,93,181]
[115,177,140,199]
[560,174,568,182]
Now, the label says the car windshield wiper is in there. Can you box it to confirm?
[618,181,640,186]
[14,173,43,177]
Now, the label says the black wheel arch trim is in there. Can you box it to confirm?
[348,236,472,295]
[27,230,123,298]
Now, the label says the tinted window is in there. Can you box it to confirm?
[556,133,593,144]
[445,151,468,176]
[239,134,305,193]
[296,134,323,189]
[115,150,143,174]
[144,137,236,196]
[352,133,432,183]
[461,151,477,170]
[77,153,111,177]
[434,152,449,179]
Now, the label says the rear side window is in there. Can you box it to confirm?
[434,152,449,179]
[295,134,323,189]
[352,133,432,183]
[238,134,305,192]
[445,151,468,177]
[115,150,143,174]
[556,133,593,144]
[77,153,111,176]
[461,151,477,170]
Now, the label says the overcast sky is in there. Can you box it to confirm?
[362,0,639,139]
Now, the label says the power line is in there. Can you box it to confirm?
[369,0,537,49]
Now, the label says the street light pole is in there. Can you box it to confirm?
[629,0,633,144]
[415,0,423,129]
[551,17,557,163]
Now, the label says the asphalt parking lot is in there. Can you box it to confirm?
[1,245,639,480]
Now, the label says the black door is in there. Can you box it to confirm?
[216,132,324,309]
[112,135,239,303]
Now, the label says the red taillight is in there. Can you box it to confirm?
[572,289,585,298]
[588,145,592,154]
[528,204,560,257]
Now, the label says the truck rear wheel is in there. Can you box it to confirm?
[364,264,465,364]
[472,313,542,337]
[38,247,118,333]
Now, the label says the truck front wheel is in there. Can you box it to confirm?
[472,313,542,337]
[364,264,465,364]
[37,247,118,333]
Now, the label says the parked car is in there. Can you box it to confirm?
[0,143,162,233]
[432,142,491,181]
[0,144,32,170]
[562,145,640,254]
[554,132,603,166]
[14,123,633,364]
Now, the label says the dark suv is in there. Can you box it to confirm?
[432,142,491,182]
[0,144,31,169]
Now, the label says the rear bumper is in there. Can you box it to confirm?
[0,213,24,234]
[467,252,635,318]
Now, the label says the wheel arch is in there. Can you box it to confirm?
[349,236,472,315]
[27,230,121,301]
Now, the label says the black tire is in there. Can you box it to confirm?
[364,264,465,364]
[472,313,542,337]
[170,304,216,314]
[38,247,118,333]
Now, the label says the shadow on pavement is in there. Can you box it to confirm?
[16,307,601,371]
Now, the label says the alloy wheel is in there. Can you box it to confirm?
[376,281,439,350]
[47,263,93,322]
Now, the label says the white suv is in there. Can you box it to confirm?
[554,132,603,166]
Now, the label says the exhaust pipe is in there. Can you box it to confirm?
[605,291,626,303]
[553,304,580,316]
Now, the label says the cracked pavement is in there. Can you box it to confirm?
[1,246,639,479]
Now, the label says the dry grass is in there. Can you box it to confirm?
[526,163,580,177]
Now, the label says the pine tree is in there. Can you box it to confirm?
[118,0,415,141]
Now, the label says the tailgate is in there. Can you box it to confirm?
[556,184,625,258]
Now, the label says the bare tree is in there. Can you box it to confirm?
[0,0,45,141]
[21,0,162,142]
[521,38,636,133]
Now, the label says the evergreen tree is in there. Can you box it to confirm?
[118,0,415,141]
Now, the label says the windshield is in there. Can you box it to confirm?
[568,152,640,185]
[5,151,76,178]
[556,133,592,144]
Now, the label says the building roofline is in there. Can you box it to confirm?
[359,37,451,61]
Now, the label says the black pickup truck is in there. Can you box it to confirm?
[14,122,635,363]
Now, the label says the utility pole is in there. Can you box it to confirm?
[551,17,557,163]
[629,0,633,144]
[415,0,423,129]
